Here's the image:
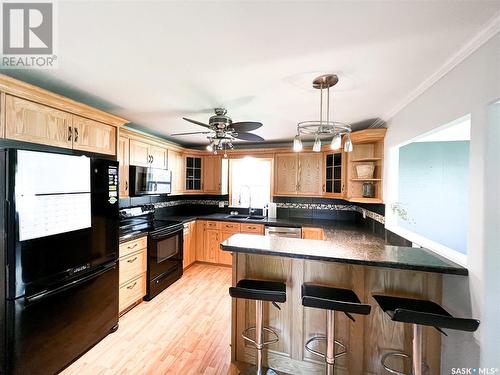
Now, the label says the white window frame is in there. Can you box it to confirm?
[228,156,273,209]
[385,114,471,267]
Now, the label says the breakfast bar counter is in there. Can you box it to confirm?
[221,231,466,374]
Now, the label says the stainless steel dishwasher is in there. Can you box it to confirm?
[264,226,302,238]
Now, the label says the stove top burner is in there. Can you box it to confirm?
[119,205,183,239]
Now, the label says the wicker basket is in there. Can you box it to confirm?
[356,164,375,179]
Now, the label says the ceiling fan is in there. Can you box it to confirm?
[172,108,264,155]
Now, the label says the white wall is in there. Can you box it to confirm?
[384,32,500,370]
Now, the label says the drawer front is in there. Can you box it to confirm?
[205,221,221,230]
[119,236,147,258]
[119,249,147,286]
[241,224,264,234]
[119,273,146,312]
[221,222,240,232]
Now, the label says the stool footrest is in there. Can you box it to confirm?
[304,335,347,360]
[242,326,279,348]
[381,351,429,375]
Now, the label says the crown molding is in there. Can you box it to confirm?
[383,10,500,122]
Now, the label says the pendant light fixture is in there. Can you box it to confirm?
[293,135,303,151]
[293,74,353,152]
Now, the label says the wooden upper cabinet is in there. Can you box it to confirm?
[5,95,73,149]
[118,136,130,197]
[324,151,345,197]
[168,149,184,194]
[149,145,167,169]
[203,155,222,193]
[185,155,203,192]
[71,115,116,155]
[129,139,151,167]
[274,153,299,195]
[129,139,167,169]
[0,93,5,138]
[297,153,323,196]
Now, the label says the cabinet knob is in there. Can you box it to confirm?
[74,128,79,143]
[68,126,72,141]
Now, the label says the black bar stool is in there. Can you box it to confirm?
[302,284,371,375]
[373,295,480,375]
[229,279,287,375]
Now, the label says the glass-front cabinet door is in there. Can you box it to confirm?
[324,151,344,197]
[185,156,202,191]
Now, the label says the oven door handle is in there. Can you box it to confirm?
[149,225,183,240]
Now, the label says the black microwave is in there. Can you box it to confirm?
[129,166,172,196]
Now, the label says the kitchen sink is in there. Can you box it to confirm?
[225,214,251,219]
[247,215,267,221]
[225,214,267,221]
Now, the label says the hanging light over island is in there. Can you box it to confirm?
[293,74,353,153]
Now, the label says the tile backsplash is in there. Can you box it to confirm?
[120,194,385,225]
[272,196,385,225]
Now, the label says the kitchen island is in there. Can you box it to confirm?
[221,231,467,375]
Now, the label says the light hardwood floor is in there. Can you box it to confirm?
[63,263,241,375]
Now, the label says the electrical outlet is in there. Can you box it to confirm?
[218,201,225,208]
[362,210,366,219]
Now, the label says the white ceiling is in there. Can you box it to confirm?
[3,1,499,146]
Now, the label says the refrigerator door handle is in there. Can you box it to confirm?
[25,263,116,304]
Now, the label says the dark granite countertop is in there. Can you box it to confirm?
[119,214,351,243]
[156,213,345,229]
[220,232,468,276]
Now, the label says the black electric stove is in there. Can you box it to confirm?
[119,205,182,238]
[119,205,184,299]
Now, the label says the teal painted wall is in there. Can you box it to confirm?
[398,141,469,254]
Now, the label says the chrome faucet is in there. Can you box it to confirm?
[240,185,255,215]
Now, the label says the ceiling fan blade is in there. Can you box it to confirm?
[183,117,212,128]
[171,131,213,136]
[231,121,263,132]
[234,132,265,142]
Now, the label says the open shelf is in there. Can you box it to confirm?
[350,157,383,162]
[345,129,386,203]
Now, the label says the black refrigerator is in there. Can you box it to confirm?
[0,148,119,375]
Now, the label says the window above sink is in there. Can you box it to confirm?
[229,157,272,209]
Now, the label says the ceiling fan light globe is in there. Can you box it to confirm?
[206,144,213,152]
[330,134,342,150]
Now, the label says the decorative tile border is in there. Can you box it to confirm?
[154,199,229,208]
[152,199,385,225]
[275,202,356,211]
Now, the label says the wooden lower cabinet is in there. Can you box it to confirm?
[241,223,264,234]
[196,220,264,265]
[302,227,325,240]
[119,274,147,313]
[183,221,197,269]
[204,228,220,264]
[118,236,147,315]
